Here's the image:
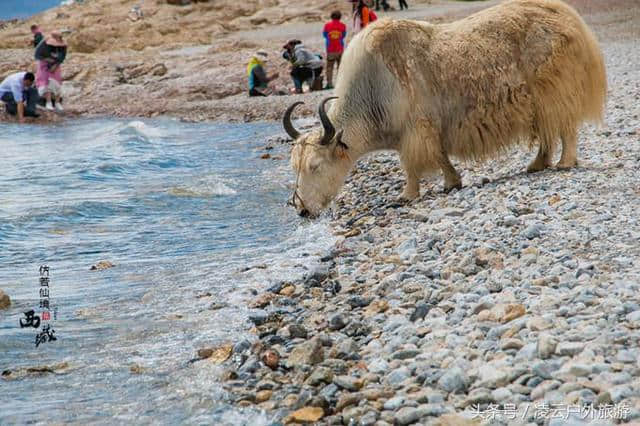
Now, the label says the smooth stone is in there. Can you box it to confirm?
[288,338,324,367]
[333,375,362,392]
[555,342,584,356]
[437,367,469,393]
[391,349,421,360]
[386,366,411,386]
[537,334,557,359]
[368,358,389,374]
[491,387,513,402]
[329,314,348,331]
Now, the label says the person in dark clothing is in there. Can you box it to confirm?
[31,25,43,48]
[247,50,279,97]
[282,40,324,93]
[374,0,391,11]
[398,0,408,10]
[0,72,40,122]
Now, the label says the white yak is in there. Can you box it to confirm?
[284,0,607,217]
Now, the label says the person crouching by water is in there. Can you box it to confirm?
[35,30,67,111]
[0,72,40,123]
[247,50,279,97]
[282,40,324,94]
[322,10,346,90]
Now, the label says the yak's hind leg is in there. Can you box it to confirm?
[557,127,578,169]
[436,148,462,192]
[527,136,554,173]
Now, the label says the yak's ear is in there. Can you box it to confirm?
[332,130,348,159]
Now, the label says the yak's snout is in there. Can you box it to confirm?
[298,208,310,218]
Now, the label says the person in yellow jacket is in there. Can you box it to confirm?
[247,50,279,97]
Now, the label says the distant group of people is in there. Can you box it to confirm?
[247,0,409,97]
[0,24,67,122]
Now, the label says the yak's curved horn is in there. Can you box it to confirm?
[319,96,338,145]
[283,101,304,140]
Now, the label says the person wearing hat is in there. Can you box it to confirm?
[282,40,324,94]
[247,50,279,97]
[34,31,67,111]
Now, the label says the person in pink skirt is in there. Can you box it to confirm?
[34,31,67,111]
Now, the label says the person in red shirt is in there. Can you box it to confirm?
[322,10,347,90]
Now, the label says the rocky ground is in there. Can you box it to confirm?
[193,2,640,425]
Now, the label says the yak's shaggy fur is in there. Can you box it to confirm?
[287,0,606,216]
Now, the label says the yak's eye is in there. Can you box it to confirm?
[310,161,321,173]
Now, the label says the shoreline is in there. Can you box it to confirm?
[1,0,637,124]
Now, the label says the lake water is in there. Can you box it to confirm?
[1,0,61,20]
[0,118,335,424]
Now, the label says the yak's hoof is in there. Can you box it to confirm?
[399,190,419,202]
[527,161,552,173]
[443,182,462,193]
[556,161,577,170]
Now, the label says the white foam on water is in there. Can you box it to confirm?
[168,175,238,197]
[123,120,166,138]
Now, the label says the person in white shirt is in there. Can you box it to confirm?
[0,72,40,123]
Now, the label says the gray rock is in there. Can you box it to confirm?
[395,404,447,425]
[319,383,339,399]
[410,303,431,322]
[568,363,592,376]
[329,313,348,331]
[368,358,389,374]
[477,368,509,389]
[334,338,359,360]
[626,310,640,322]
[248,309,268,326]
[608,385,633,403]
[391,349,421,360]
[532,361,554,380]
[347,296,373,308]
[555,341,584,356]
[537,334,557,359]
[288,323,308,339]
[333,375,361,392]
[360,411,378,426]
[491,387,513,402]
[305,366,334,386]
[617,349,638,363]
[386,366,411,386]
[288,337,324,367]
[437,367,469,393]
[523,223,544,239]
[383,396,405,411]
[394,406,422,426]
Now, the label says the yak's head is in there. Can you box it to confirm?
[284,97,351,218]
